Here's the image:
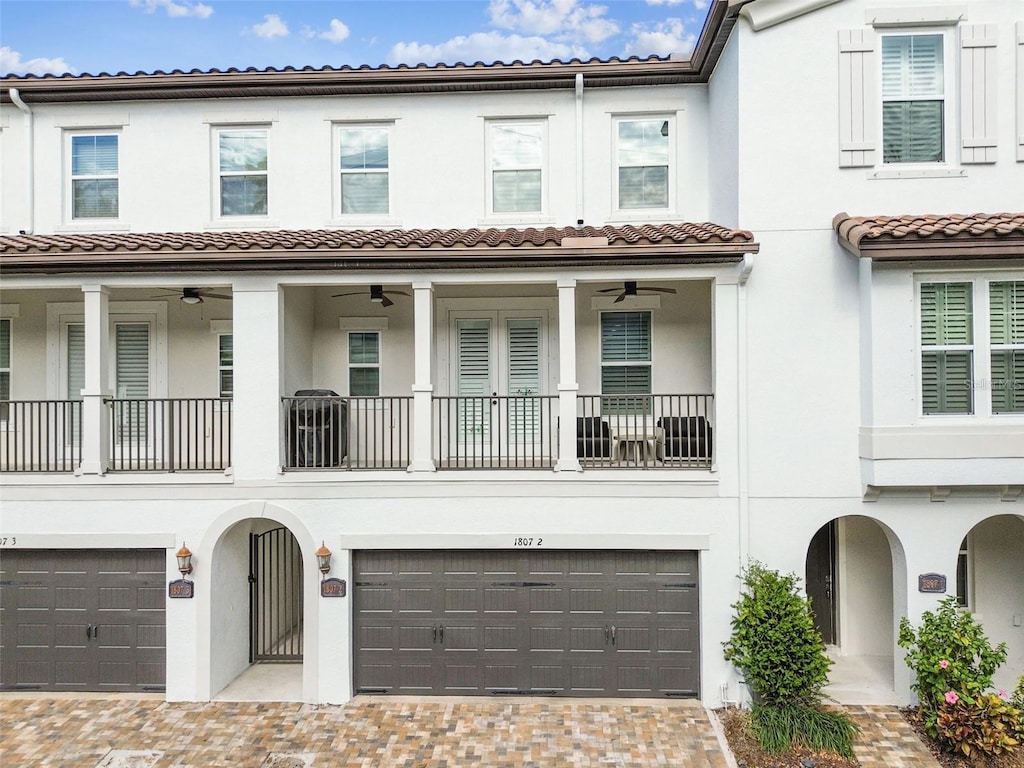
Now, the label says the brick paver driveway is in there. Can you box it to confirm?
[0,696,732,768]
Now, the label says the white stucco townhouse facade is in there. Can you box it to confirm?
[0,0,1021,705]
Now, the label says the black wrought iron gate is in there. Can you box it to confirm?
[249,527,303,662]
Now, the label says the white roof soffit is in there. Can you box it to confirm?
[740,0,844,31]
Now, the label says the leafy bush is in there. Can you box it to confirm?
[897,595,1008,736]
[750,704,858,758]
[1013,676,1024,710]
[935,691,1023,758]
[722,561,832,707]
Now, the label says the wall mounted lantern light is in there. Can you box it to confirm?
[176,543,194,578]
[315,542,332,578]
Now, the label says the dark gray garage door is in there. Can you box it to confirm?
[0,549,166,692]
[353,550,699,698]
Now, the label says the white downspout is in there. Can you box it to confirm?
[8,88,34,235]
[575,73,584,225]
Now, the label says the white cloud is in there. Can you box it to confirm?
[390,31,580,66]
[488,0,618,45]
[646,0,708,7]
[0,46,73,76]
[250,14,289,40]
[318,19,351,44]
[623,18,696,57]
[129,0,213,19]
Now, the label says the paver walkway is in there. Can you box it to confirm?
[0,696,944,768]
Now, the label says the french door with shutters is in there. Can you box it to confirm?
[448,311,548,461]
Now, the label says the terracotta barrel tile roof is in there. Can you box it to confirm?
[0,223,757,273]
[833,212,1024,261]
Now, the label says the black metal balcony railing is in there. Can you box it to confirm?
[576,394,714,468]
[281,395,412,470]
[0,400,82,472]
[432,395,558,469]
[107,398,232,472]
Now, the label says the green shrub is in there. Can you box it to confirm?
[935,691,1022,758]
[1013,676,1024,710]
[722,561,832,707]
[750,704,859,758]
[897,596,1008,737]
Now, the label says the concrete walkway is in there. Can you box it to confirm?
[0,696,941,768]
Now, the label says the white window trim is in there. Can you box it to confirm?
[875,27,957,172]
[330,121,397,226]
[211,125,270,223]
[346,330,382,398]
[484,118,548,220]
[599,309,654,392]
[915,273,1024,422]
[64,129,121,225]
[610,114,676,219]
[45,301,168,400]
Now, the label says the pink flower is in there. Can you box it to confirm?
[944,691,960,704]
[998,689,1008,698]
[938,659,950,669]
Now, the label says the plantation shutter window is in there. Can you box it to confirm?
[456,320,492,439]
[0,319,10,420]
[882,34,945,164]
[67,324,86,400]
[116,324,150,400]
[339,126,390,215]
[838,29,877,167]
[348,331,380,397]
[960,24,998,164]
[920,283,973,414]
[989,281,1024,413]
[71,134,119,219]
[218,334,233,398]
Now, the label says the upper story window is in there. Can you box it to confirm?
[217,128,268,217]
[348,331,380,397]
[69,133,119,219]
[881,33,947,164]
[920,279,1023,416]
[218,334,233,398]
[601,311,652,414]
[487,120,544,214]
[338,125,390,215]
[615,118,670,211]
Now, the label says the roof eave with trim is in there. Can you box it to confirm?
[833,212,1024,262]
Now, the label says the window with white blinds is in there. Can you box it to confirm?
[921,283,973,414]
[348,331,380,397]
[0,319,10,420]
[616,118,670,210]
[601,311,652,413]
[115,323,150,399]
[488,121,544,214]
[881,34,945,163]
[218,128,268,217]
[70,134,119,219]
[990,281,1024,413]
[456,319,492,439]
[339,125,390,215]
[218,334,233,398]
[67,323,86,400]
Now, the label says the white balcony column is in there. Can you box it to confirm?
[78,284,111,475]
[555,279,582,472]
[409,280,436,472]
[232,282,283,480]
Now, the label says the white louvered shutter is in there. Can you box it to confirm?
[67,324,86,399]
[116,323,151,445]
[838,28,877,167]
[921,283,973,414]
[1017,22,1024,161]
[506,319,541,440]
[960,24,999,164]
[457,319,491,440]
[990,281,1024,413]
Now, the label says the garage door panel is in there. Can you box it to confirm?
[0,550,166,692]
[353,549,700,698]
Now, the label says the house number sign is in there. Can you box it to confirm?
[168,579,194,599]
[321,578,346,598]
[918,573,947,594]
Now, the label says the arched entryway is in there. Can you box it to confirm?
[208,517,306,701]
[805,515,905,704]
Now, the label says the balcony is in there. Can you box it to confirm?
[278,393,713,471]
[0,401,82,472]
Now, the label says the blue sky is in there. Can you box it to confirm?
[0,0,711,76]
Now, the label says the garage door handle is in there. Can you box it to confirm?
[610,625,616,645]
[86,625,92,640]
[438,624,444,644]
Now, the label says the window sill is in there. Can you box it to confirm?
[868,167,966,180]
[204,219,279,230]
[56,222,130,233]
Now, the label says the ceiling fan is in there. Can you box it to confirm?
[331,285,409,308]
[597,281,677,303]
[152,287,232,305]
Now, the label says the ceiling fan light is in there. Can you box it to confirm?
[369,285,385,303]
[181,294,203,305]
